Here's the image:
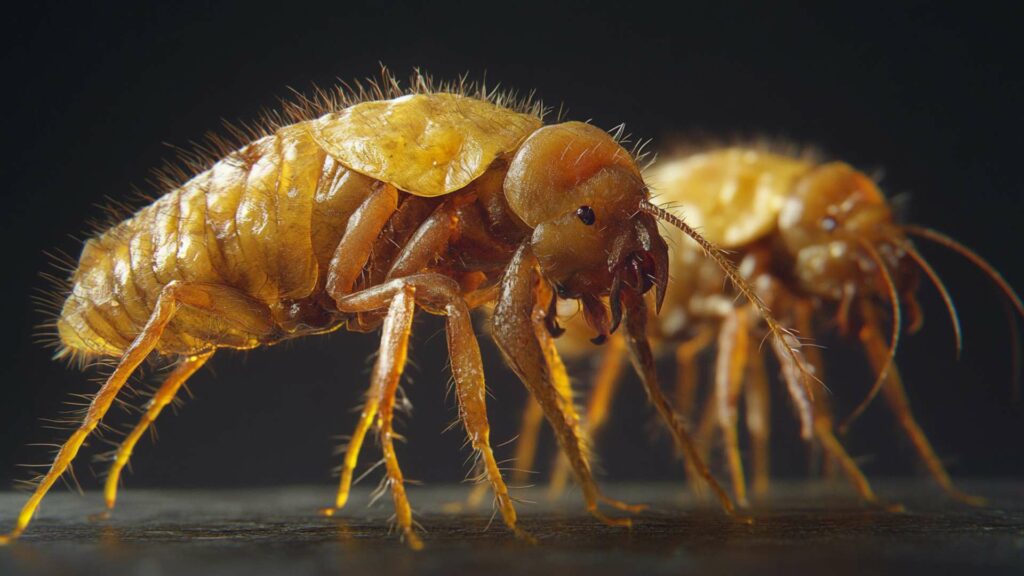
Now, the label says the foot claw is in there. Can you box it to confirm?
[951,491,987,507]
[318,507,337,517]
[513,527,538,544]
[599,495,647,513]
[403,530,424,551]
[591,508,633,528]
[867,499,905,513]
[0,534,13,546]
[87,511,111,522]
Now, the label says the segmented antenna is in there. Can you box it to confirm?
[638,199,821,404]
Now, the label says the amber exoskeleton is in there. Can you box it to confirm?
[517,146,1022,509]
[1,74,809,547]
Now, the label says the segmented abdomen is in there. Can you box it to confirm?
[57,121,376,359]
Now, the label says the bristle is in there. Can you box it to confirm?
[142,66,548,196]
[657,133,828,166]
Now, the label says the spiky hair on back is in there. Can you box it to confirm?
[154,67,550,194]
[34,67,551,366]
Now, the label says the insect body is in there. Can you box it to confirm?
[546,147,1023,507]
[3,76,798,547]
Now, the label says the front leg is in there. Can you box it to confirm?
[492,245,633,527]
[619,288,742,518]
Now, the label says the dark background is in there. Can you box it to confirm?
[1,1,1021,497]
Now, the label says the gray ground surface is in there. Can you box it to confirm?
[1,481,1022,575]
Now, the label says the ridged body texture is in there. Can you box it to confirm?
[56,92,543,359]
[59,123,360,356]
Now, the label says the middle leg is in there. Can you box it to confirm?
[335,274,529,538]
[714,306,752,507]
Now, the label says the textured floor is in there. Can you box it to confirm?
[1,481,1022,575]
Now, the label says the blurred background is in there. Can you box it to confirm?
[1,1,1020,497]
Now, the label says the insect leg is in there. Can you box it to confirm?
[492,245,635,527]
[373,288,420,549]
[685,327,727,499]
[510,398,544,487]
[743,339,771,498]
[336,274,530,539]
[675,327,714,424]
[858,301,985,506]
[325,183,399,301]
[620,289,742,519]
[581,332,627,446]
[325,286,420,545]
[791,300,833,479]
[443,280,532,540]
[548,332,627,498]
[768,333,890,508]
[0,281,224,544]
[715,306,751,507]
[691,373,720,498]
[103,351,213,511]
[385,201,457,280]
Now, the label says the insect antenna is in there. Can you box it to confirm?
[638,199,822,403]
[901,240,963,357]
[902,225,1024,318]
[902,224,1024,398]
[839,238,902,432]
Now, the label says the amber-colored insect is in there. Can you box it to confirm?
[0,73,815,547]
[516,146,1023,508]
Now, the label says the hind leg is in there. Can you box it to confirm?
[1,281,253,544]
[103,351,214,511]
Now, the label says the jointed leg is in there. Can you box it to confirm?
[1,281,234,544]
[333,274,528,541]
[675,327,713,422]
[324,286,420,547]
[445,287,530,539]
[511,398,544,487]
[715,306,751,507]
[104,351,214,510]
[549,332,626,498]
[767,334,883,506]
[792,300,835,479]
[743,339,771,498]
[620,290,740,518]
[325,183,399,300]
[859,302,984,505]
[374,290,420,548]
[492,246,634,526]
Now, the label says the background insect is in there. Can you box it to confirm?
[0,72,818,547]
[513,145,1023,508]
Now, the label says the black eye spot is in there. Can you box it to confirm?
[821,216,838,232]
[576,205,596,225]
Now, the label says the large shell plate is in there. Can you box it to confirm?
[310,93,543,197]
[645,149,814,248]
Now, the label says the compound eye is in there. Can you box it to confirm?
[821,215,838,232]
[576,205,596,225]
